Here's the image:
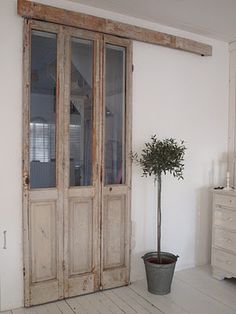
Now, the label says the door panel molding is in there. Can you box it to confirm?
[69,198,93,275]
[30,200,57,283]
[103,195,126,269]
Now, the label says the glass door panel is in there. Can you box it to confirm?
[69,38,93,186]
[30,30,57,189]
[104,44,126,185]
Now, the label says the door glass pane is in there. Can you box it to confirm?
[30,30,57,189]
[70,38,93,186]
[105,44,126,185]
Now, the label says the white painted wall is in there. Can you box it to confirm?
[0,0,229,310]
[0,0,23,311]
[131,39,229,280]
[228,44,236,189]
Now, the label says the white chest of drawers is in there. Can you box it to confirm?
[212,190,236,280]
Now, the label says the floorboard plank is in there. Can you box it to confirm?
[66,296,93,314]
[12,307,38,314]
[103,290,138,314]
[113,286,163,314]
[55,301,75,314]
[34,301,74,314]
[12,301,74,314]
[176,266,236,312]
[67,292,120,314]
[165,275,235,314]
[130,279,189,314]
[91,292,125,314]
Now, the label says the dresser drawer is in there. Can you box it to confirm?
[214,193,236,208]
[212,248,236,275]
[213,228,236,253]
[214,207,236,230]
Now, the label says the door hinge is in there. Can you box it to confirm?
[132,64,134,72]
[62,260,65,272]
[23,267,26,277]
[23,171,29,191]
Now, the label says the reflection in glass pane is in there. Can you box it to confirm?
[105,44,126,185]
[30,31,57,189]
[70,38,93,186]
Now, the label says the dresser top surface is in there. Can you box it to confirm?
[213,189,236,196]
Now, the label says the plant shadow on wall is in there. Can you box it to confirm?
[132,135,186,295]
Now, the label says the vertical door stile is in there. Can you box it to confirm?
[22,18,31,307]
[93,33,103,292]
[56,25,65,300]
[99,35,105,290]
[62,29,71,298]
[100,34,105,289]
[126,40,133,282]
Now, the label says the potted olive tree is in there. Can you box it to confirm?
[132,135,186,295]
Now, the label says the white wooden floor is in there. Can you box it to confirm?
[2,266,236,314]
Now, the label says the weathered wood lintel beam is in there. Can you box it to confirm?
[17,0,212,56]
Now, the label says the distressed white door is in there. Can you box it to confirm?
[62,27,101,298]
[101,36,132,289]
[23,20,132,306]
[22,20,65,306]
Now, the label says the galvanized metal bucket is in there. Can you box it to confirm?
[142,252,179,295]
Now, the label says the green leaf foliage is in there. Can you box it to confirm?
[132,135,186,180]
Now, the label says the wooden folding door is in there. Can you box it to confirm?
[22,20,132,306]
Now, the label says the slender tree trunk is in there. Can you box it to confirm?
[157,173,162,263]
